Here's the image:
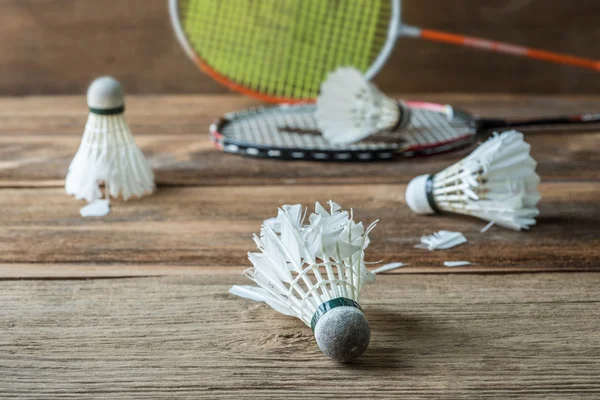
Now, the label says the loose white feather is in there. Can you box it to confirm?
[370,262,408,274]
[415,231,468,251]
[79,199,111,217]
[444,261,472,267]
[316,67,409,144]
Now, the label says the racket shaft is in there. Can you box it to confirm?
[402,25,600,72]
[479,114,600,130]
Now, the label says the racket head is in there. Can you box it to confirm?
[169,0,401,103]
[210,103,477,162]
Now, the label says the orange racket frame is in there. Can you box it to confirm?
[170,0,600,104]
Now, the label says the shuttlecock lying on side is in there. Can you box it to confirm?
[230,201,384,362]
[316,67,411,145]
[405,130,540,231]
[65,76,154,216]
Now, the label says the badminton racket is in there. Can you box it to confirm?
[170,0,600,104]
[210,102,600,161]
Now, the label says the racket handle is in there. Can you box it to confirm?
[402,26,600,72]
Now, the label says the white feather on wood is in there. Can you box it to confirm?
[444,261,472,267]
[370,262,407,274]
[415,231,468,251]
[79,199,111,217]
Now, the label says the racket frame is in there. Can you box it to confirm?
[169,0,297,103]
[375,0,600,77]
[209,104,477,162]
[170,0,599,104]
[168,0,402,104]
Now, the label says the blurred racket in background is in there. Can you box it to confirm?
[210,102,600,161]
[170,0,600,104]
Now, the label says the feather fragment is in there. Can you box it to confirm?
[415,231,468,251]
[444,261,472,267]
[79,199,110,217]
[370,262,407,274]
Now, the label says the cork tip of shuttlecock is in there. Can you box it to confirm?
[87,76,125,110]
[406,174,436,215]
[314,306,370,363]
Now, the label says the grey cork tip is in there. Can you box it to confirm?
[87,76,125,110]
[314,306,370,363]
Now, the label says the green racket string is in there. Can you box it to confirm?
[178,0,391,99]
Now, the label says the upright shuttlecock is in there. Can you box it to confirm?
[230,201,380,362]
[65,76,154,214]
[316,67,411,144]
[405,130,541,231]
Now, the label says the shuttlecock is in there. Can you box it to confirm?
[65,76,154,212]
[230,201,381,362]
[316,67,411,144]
[405,130,540,231]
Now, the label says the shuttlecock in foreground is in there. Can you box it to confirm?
[316,67,411,145]
[65,76,154,215]
[230,201,380,362]
[405,130,540,231]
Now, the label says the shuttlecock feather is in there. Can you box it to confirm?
[405,130,540,231]
[65,76,154,205]
[415,231,468,251]
[316,67,411,144]
[230,201,379,362]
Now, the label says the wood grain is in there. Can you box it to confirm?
[1,93,599,398]
[1,273,599,399]
[0,182,598,275]
[1,95,598,187]
[1,0,599,95]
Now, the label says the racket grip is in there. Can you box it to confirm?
[417,28,600,72]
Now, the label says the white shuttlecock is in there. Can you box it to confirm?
[406,130,540,231]
[230,201,379,362]
[316,67,411,144]
[65,76,154,208]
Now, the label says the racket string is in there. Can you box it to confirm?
[177,0,392,100]
[216,103,475,161]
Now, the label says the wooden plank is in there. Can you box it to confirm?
[1,0,599,95]
[0,264,242,279]
[0,95,598,186]
[0,183,598,275]
[1,273,599,398]
[1,261,597,279]
[3,94,598,135]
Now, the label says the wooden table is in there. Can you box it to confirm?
[1,95,599,399]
